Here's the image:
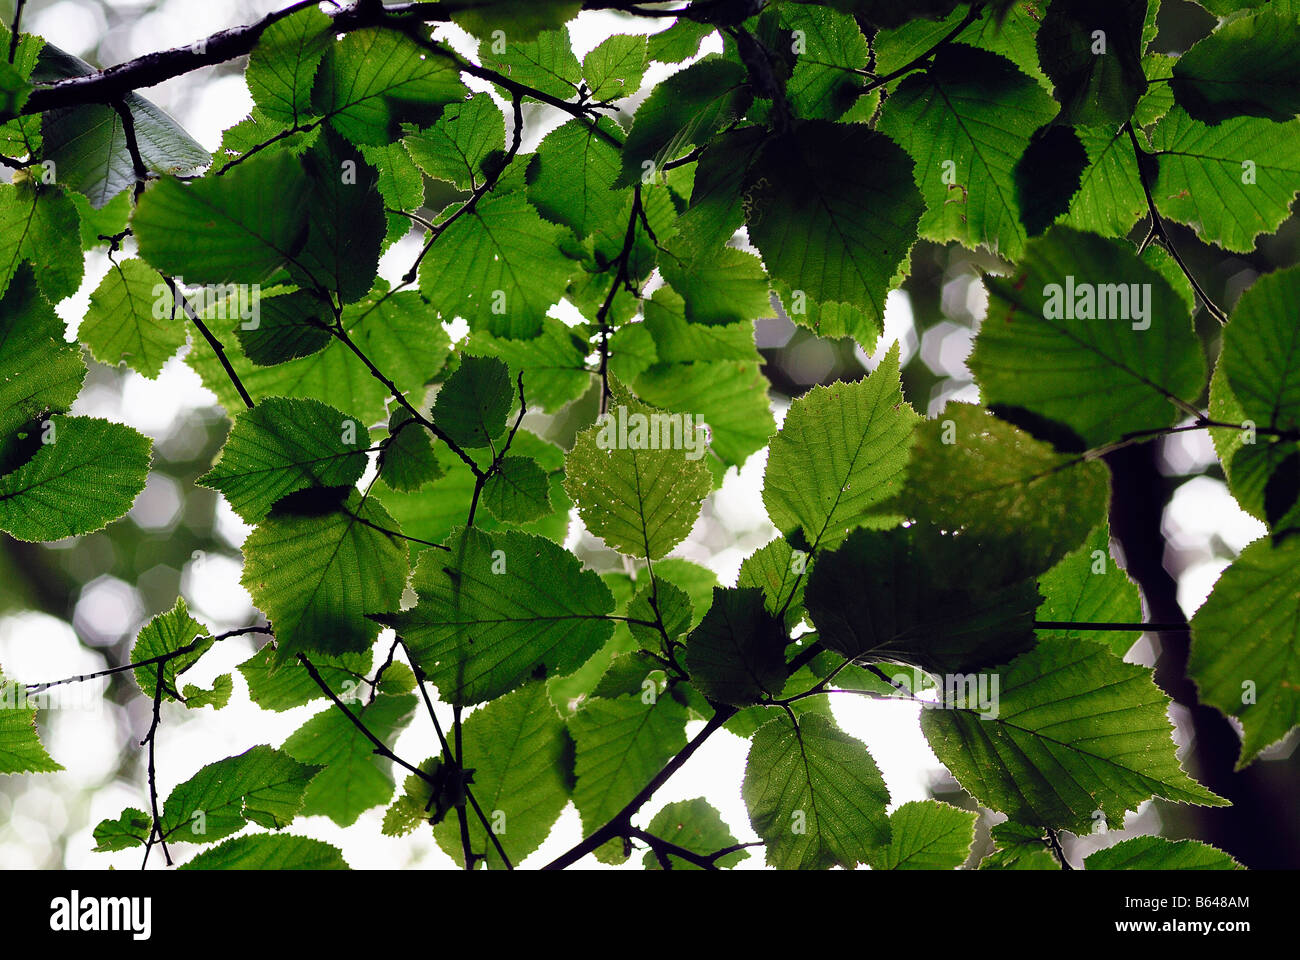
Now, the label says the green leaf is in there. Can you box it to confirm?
[284,691,417,826]
[432,681,573,868]
[482,455,552,522]
[972,226,1205,451]
[967,3,1051,89]
[79,258,184,379]
[1190,536,1300,768]
[419,191,575,338]
[1220,265,1300,435]
[91,808,150,851]
[647,20,714,64]
[182,674,233,710]
[403,94,504,191]
[660,245,770,326]
[1171,9,1300,124]
[527,117,625,240]
[743,712,890,870]
[480,27,581,100]
[672,126,766,262]
[187,284,447,422]
[1037,524,1141,655]
[684,587,788,706]
[1036,0,1147,125]
[922,639,1228,832]
[827,0,964,30]
[571,692,689,864]
[1151,108,1300,253]
[158,745,320,844]
[633,359,774,469]
[464,315,591,414]
[782,5,871,121]
[0,416,151,542]
[890,404,1108,571]
[245,3,333,126]
[377,429,571,548]
[762,344,919,551]
[627,578,693,649]
[865,800,977,870]
[378,409,443,493]
[238,646,370,713]
[215,108,320,165]
[133,150,309,284]
[0,61,30,119]
[738,537,807,627]
[431,355,513,450]
[241,491,408,662]
[130,598,212,701]
[382,527,615,705]
[312,29,465,146]
[292,131,386,303]
[643,798,748,869]
[979,821,1059,870]
[592,651,663,701]
[198,397,370,524]
[36,43,209,208]
[563,380,712,559]
[1014,124,1088,238]
[806,525,1041,675]
[71,190,131,251]
[1063,124,1146,237]
[0,24,40,148]
[583,34,647,101]
[179,834,348,870]
[0,667,61,773]
[1084,836,1243,870]
[618,58,752,186]
[361,139,425,247]
[744,121,922,322]
[0,266,85,438]
[878,44,1056,261]
[233,290,332,366]
[642,286,759,364]
[0,181,82,302]
[456,3,583,43]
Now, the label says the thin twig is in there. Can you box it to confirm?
[298,653,437,786]
[141,667,172,870]
[8,0,25,64]
[399,641,513,869]
[1126,121,1229,326]
[1046,828,1074,870]
[167,276,256,409]
[626,826,718,870]
[860,2,982,94]
[402,93,524,284]
[25,625,271,693]
[543,705,738,869]
[111,98,150,203]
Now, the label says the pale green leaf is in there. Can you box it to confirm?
[743,712,890,870]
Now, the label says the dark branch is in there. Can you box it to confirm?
[167,276,256,410]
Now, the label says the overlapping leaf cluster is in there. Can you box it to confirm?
[1,0,1294,870]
